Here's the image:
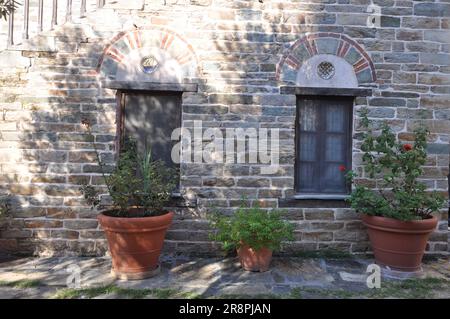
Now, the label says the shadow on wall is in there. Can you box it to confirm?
[0,1,375,257]
[0,21,118,256]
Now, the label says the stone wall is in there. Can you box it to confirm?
[0,0,448,256]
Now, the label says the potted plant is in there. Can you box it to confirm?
[208,204,294,272]
[80,120,176,280]
[346,109,445,272]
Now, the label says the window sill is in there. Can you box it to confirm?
[280,86,372,97]
[279,196,350,208]
[293,194,349,200]
[103,80,198,92]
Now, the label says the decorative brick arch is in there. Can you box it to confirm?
[276,33,376,86]
[96,27,201,83]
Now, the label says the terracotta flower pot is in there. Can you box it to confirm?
[237,244,273,272]
[361,214,438,272]
[98,209,173,280]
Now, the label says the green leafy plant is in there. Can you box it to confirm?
[0,0,19,20]
[208,204,294,251]
[79,120,176,217]
[346,108,445,221]
[0,194,11,218]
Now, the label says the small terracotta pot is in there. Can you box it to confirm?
[237,244,273,272]
[361,214,438,272]
[98,209,173,280]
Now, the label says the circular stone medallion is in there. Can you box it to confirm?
[317,61,335,80]
[140,55,159,74]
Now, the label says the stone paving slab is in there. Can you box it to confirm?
[0,255,448,299]
[0,257,115,288]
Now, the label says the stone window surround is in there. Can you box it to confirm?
[281,86,372,206]
[276,33,377,86]
[104,80,198,207]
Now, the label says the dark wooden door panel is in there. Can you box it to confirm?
[123,92,182,168]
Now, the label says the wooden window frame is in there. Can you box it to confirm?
[110,81,197,155]
[109,81,198,197]
[280,86,372,201]
[294,95,353,198]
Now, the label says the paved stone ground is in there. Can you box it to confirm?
[0,253,448,299]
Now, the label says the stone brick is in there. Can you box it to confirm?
[396,30,423,41]
[367,107,395,118]
[414,3,450,17]
[236,178,270,187]
[202,177,235,187]
[46,208,77,219]
[381,16,400,28]
[64,219,98,230]
[24,220,63,228]
[402,17,439,29]
[369,97,406,107]
[384,53,419,63]
[51,230,79,239]
[305,13,336,25]
[1,230,32,239]
[304,210,334,220]
[68,151,97,163]
[420,95,450,109]
[334,230,368,242]
[418,74,450,85]
[301,231,333,241]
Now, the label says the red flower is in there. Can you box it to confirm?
[339,165,346,172]
[403,144,413,151]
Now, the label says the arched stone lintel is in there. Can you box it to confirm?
[96,27,201,84]
[276,32,376,87]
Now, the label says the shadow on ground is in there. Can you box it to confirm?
[0,254,449,299]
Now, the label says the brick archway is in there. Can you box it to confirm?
[96,27,201,83]
[276,33,376,86]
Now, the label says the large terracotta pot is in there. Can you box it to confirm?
[98,210,173,280]
[237,244,273,272]
[361,214,438,272]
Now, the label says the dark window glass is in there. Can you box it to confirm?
[122,92,181,169]
[295,96,352,195]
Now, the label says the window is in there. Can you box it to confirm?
[119,91,181,170]
[295,96,352,197]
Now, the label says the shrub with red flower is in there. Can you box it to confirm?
[346,108,445,221]
[339,165,346,172]
[403,144,413,151]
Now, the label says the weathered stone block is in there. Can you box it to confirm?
[414,3,450,17]
[64,219,98,230]
[304,210,334,221]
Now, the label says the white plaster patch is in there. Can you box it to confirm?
[296,54,358,88]
[115,48,183,83]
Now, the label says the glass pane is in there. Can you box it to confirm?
[325,135,344,162]
[298,162,317,192]
[299,101,318,132]
[299,133,316,161]
[321,164,346,193]
[326,104,345,132]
